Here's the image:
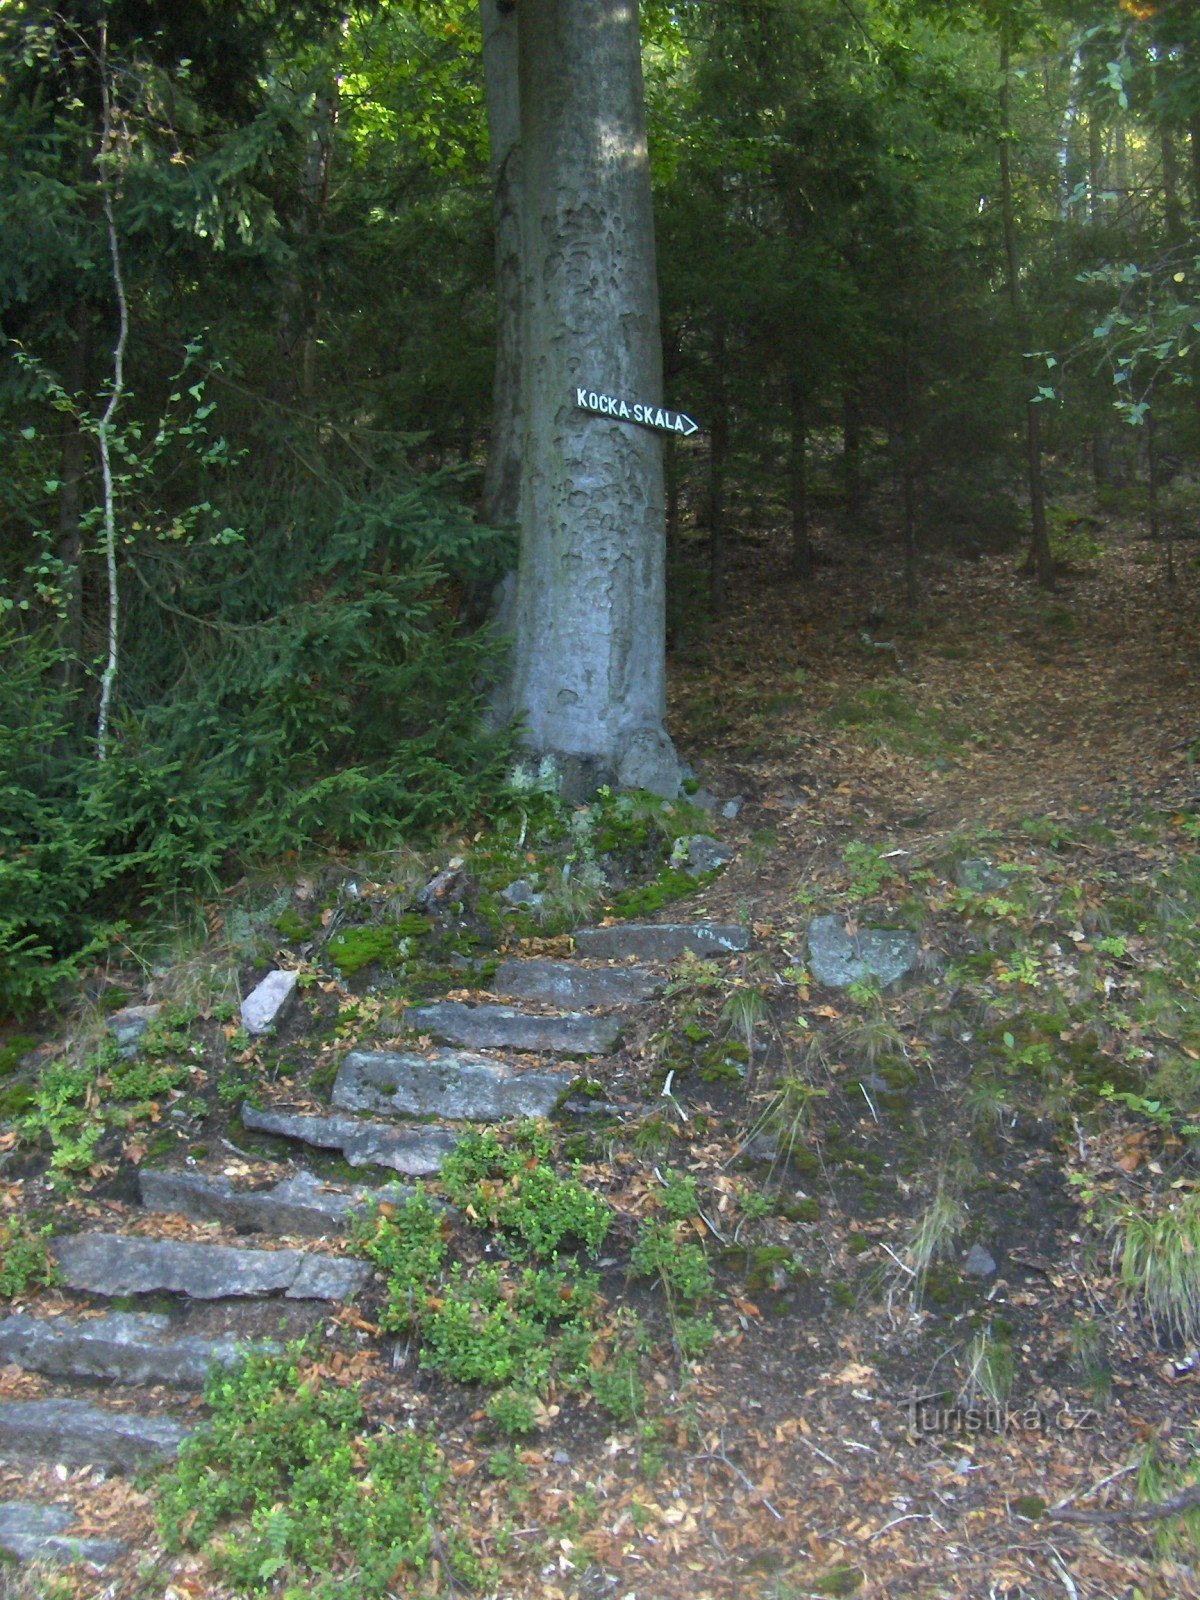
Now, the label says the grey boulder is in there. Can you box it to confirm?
[806,916,919,990]
[962,1243,998,1279]
[955,859,1014,895]
[679,835,734,876]
[105,1004,160,1059]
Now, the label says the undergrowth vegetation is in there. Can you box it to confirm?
[158,1347,466,1597]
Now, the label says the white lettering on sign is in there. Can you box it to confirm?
[574,386,699,437]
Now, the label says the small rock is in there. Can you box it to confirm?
[741,1133,780,1163]
[806,916,919,990]
[681,835,734,877]
[0,1501,124,1566]
[105,1004,161,1059]
[962,1243,998,1279]
[573,922,750,962]
[241,969,299,1036]
[721,796,744,820]
[0,1399,187,1471]
[690,787,719,814]
[499,878,539,906]
[856,1073,889,1094]
[955,859,1013,895]
[416,867,466,910]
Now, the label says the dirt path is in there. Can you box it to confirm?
[4,516,1200,1600]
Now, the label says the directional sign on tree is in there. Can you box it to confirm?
[574,386,699,437]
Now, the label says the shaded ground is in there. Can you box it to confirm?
[4,508,1200,1600]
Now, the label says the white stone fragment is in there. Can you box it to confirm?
[241,969,299,1035]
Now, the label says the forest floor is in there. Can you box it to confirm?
[4,502,1200,1600]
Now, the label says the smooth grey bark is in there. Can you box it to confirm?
[480,0,523,529]
[500,0,679,798]
[999,32,1052,590]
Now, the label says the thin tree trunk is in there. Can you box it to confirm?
[55,300,90,698]
[1114,121,1130,219]
[901,329,919,610]
[842,385,862,525]
[789,371,811,578]
[1162,124,1185,245]
[95,24,128,760]
[272,76,336,407]
[1189,117,1200,218]
[999,32,1053,589]
[1147,409,1173,589]
[1087,111,1104,224]
[1087,112,1112,487]
[707,315,728,615]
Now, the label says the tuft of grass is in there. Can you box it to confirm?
[1110,1192,1200,1348]
[958,1322,1015,1406]
[823,679,966,760]
[905,1179,967,1306]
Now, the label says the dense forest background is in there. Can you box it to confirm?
[1,0,1197,1014]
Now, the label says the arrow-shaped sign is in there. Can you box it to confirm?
[574,386,699,437]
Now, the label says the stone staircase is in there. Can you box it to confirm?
[0,921,748,1569]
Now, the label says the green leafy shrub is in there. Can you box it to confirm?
[631,1220,715,1303]
[0,1217,56,1298]
[0,631,114,1015]
[354,1187,448,1333]
[158,1347,458,1597]
[438,1125,611,1258]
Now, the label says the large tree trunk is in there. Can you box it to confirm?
[502,0,678,798]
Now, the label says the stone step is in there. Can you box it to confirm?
[140,1167,413,1237]
[491,957,661,1009]
[0,1398,187,1471]
[51,1234,370,1303]
[572,922,750,962]
[0,1500,124,1566]
[241,1105,459,1174]
[333,1049,575,1122]
[0,1311,275,1389]
[402,1001,622,1056]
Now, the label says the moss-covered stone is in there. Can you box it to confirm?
[814,1566,865,1597]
